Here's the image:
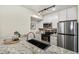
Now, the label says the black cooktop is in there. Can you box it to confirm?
[27,39,50,50]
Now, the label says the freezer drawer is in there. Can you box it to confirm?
[64,35,78,52]
[57,34,78,52]
[57,34,65,48]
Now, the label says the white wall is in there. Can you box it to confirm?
[0,6,35,38]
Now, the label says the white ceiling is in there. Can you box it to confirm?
[22,5,77,15]
[22,5,50,12]
[22,5,76,12]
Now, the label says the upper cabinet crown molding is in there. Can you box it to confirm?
[31,15,43,22]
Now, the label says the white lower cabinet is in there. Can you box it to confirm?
[50,35,57,46]
[35,34,41,41]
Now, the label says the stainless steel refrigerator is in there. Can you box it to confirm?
[57,20,78,52]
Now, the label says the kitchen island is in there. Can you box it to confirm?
[0,37,76,54]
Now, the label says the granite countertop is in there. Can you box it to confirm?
[0,37,76,54]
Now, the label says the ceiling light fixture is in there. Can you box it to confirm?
[38,5,56,13]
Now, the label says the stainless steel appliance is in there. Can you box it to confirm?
[41,34,50,43]
[43,23,52,29]
[57,20,78,52]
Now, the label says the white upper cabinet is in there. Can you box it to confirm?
[58,6,77,21]
[67,7,77,20]
[43,13,58,28]
[58,9,67,21]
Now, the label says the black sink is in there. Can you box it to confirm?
[27,39,50,50]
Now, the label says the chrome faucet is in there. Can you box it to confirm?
[26,32,35,40]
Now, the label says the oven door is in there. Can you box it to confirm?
[41,34,50,43]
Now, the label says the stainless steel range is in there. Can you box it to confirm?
[41,33,50,43]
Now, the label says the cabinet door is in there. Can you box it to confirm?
[35,34,41,41]
[67,7,77,20]
[58,9,67,21]
[50,35,57,46]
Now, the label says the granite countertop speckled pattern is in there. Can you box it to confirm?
[0,37,76,54]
